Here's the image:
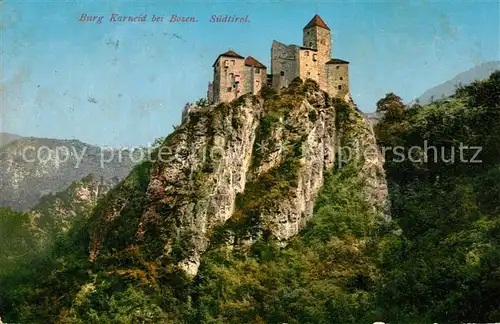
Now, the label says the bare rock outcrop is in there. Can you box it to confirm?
[88,80,388,276]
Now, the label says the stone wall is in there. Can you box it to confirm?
[214,57,246,103]
[326,63,349,99]
[244,65,267,96]
[254,66,267,95]
[271,41,299,91]
[207,82,214,104]
[303,26,331,91]
[298,48,320,84]
[243,65,253,95]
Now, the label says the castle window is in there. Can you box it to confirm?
[229,73,234,80]
[340,76,343,81]
[338,85,342,90]
[336,65,340,69]
[227,87,232,92]
[255,68,260,74]
[313,54,317,61]
[256,80,260,86]
[231,60,235,65]
[280,71,285,76]
[305,51,309,56]
[321,40,325,45]
[307,72,311,76]
[224,60,229,67]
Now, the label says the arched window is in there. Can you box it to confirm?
[338,85,342,90]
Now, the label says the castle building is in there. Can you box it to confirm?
[272,14,350,100]
[208,51,267,105]
[207,14,350,104]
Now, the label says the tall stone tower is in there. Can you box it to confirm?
[303,14,331,91]
[210,50,246,104]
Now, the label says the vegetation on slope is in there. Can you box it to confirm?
[1,72,499,323]
[373,71,500,322]
[191,162,390,324]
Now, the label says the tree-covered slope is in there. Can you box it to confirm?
[374,71,500,322]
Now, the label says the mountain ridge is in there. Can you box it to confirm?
[416,61,500,105]
[0,136,139,211]
[0,132,22,147]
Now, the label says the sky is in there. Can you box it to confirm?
[1,0,499,147]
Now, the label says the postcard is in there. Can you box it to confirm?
[1,1,499,323]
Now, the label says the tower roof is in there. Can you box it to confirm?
[303,14,330,31]
[244,56,266,69]
[219,50,244,59]
[212,49,244,67]
[326,58,349,64]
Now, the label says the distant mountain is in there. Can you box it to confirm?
[0,133,22,147]
[416,61,500,105]
[0,137,143,211]
[364,112,380,125]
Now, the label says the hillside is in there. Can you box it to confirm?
[30,173,119,243]
[0,174,117,279]
[1,73,499,323]
[374,72,500,322]
[0,79,390,323]
[416,61,500,105]
[0,132,22,147]
[0,137,139,211]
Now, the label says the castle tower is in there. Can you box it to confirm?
[211,50,245,104]
[303,14,331,91]
[244,56,267,96]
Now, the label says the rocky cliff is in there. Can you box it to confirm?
[30,173,119,239]
[88,79,388,276]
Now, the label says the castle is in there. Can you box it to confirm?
[207,14,350,104]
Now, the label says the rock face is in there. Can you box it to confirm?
[30,174,119,236]
[89,80,388,276]
[0,138,138,211]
